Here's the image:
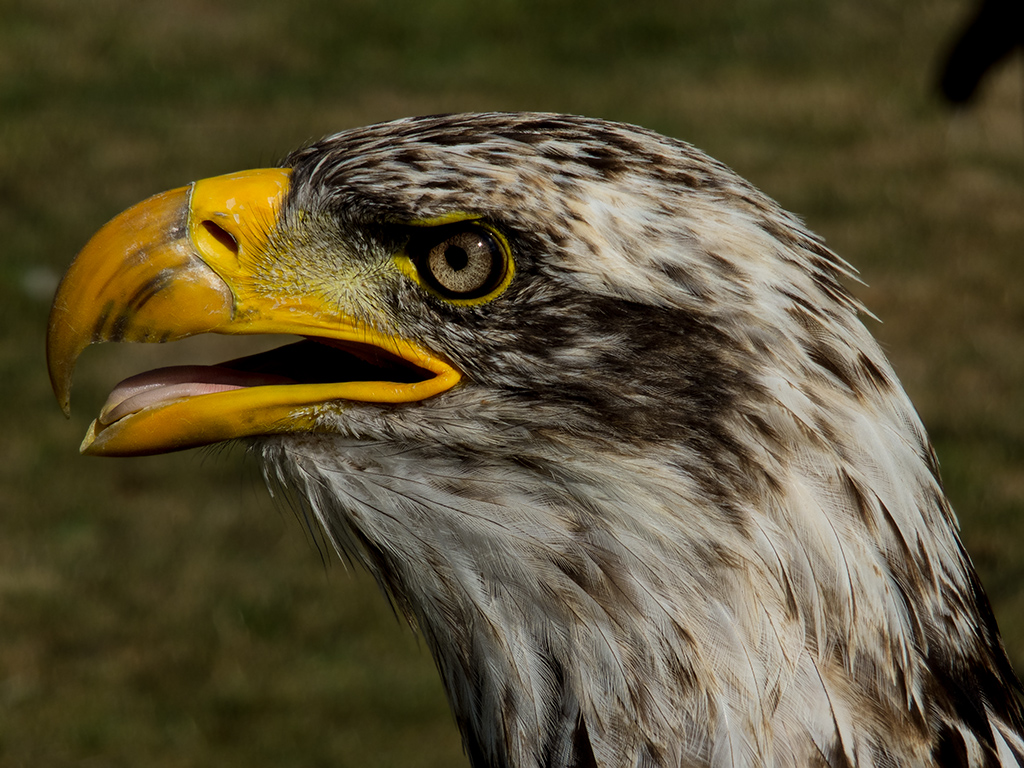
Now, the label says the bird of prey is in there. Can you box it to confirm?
[47,112,1024,767]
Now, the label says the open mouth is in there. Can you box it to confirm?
[96,338,435,428]
[46,168,463,456]
[60,326,460,457]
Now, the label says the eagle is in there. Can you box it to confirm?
[47,112,1024,767]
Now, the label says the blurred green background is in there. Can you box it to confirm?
[2,0,1022,765]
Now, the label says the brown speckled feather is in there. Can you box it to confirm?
[245,113,1024,767]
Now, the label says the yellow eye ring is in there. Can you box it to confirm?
[394,219,514,306]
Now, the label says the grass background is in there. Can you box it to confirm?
[2,0,1023,765]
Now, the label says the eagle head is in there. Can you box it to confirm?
[47,113,1024,767]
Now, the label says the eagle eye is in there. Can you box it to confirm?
[405,223,513,304]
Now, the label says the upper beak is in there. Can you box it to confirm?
[46,168,460,456]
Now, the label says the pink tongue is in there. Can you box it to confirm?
[98,366,295,426]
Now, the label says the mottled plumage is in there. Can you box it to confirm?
[52,113,1024,767]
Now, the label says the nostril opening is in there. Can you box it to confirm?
[201,220,239,255]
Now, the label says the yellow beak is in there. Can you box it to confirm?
[46,168,461,456]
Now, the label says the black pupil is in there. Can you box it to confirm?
[445,245,469,271]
